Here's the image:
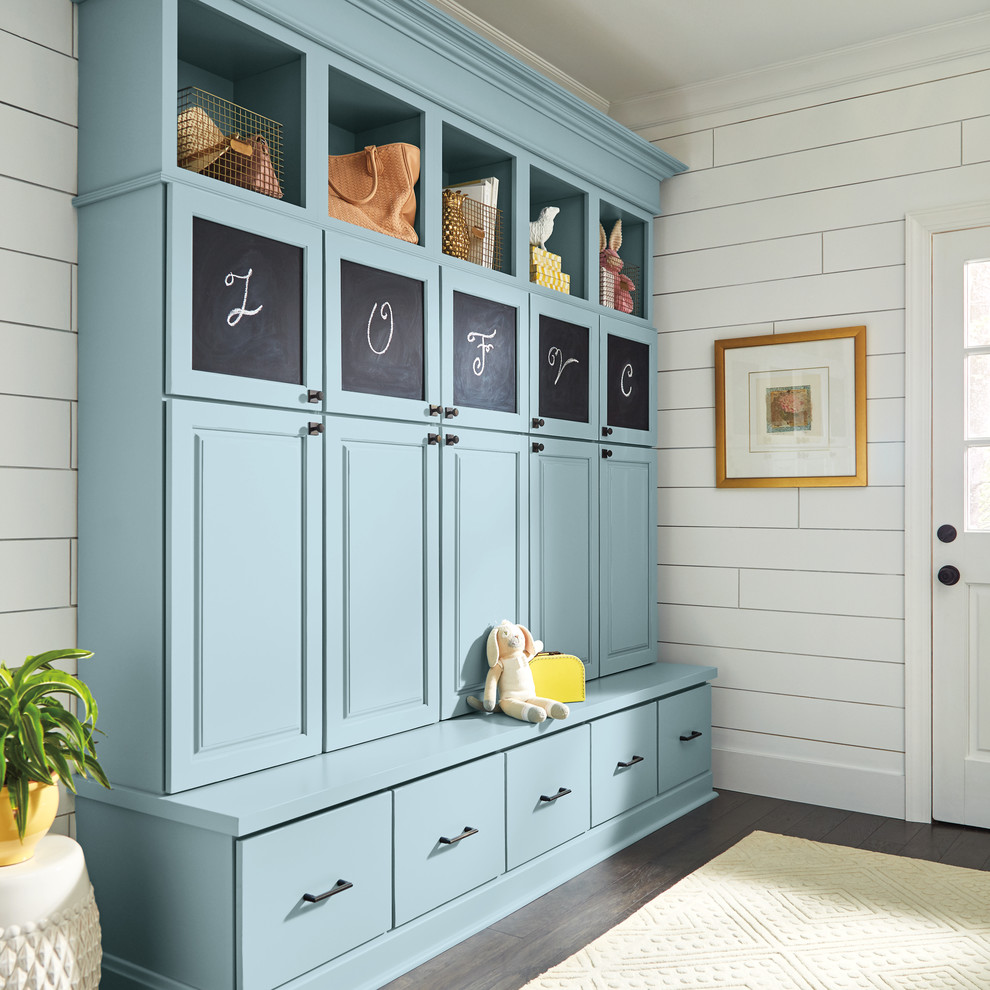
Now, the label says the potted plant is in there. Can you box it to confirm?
[0,648,110,865]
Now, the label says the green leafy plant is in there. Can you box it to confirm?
[0,648,111,840]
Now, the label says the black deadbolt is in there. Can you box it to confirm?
[938,565,961,586]
[937,524,957,543]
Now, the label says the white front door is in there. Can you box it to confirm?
[931,225,990,828]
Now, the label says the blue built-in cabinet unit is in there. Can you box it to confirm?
[72,0,715,987]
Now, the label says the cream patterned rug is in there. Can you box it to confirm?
[524,830,990,989]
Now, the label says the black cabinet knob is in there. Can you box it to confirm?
[307,389,324,403]
[602,426,613,436]
[444,407,459,418]
[429,404,442,417]
[307,422,324,435]
[601,448,613,459]
[445,434,460,445]
[532,442,544,453]
[427,433,440,445]
[532,418,545,429]
[937,524,957,543]
[938,565,961,586]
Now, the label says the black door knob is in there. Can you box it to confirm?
[937,524,957,543]
[602,426,613,436]
[532,418,545,429]
[444,407,459,418]
[938,565,961,586]
[445,434,460,445]
[532,442,544,453]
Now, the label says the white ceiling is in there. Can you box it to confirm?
[424,0,990,109]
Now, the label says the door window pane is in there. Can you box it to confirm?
[969,446,990,531]
[969,354,990,439]
[967,260,990,346]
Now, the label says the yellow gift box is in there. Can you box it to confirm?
[529,652,586,702]
[529,246,561,271]
[530,271,570,293]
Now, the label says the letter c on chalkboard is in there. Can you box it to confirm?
[620,362,633,397]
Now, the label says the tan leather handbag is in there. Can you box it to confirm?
[328,143,420,243]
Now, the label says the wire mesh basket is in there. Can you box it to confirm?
[600,264,642,318]
[177,87,284,199]
[442,197,502,271]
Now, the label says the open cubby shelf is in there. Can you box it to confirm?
[176,0,304,206]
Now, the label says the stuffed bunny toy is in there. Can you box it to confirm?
[600,220,635,314]
[467,620,570,724]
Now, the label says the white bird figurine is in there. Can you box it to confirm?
[529,206,560,250]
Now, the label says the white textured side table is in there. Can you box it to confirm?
[0,835,101,990]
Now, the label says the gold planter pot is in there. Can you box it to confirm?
[0,781,59,866]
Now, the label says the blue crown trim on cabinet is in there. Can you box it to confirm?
[73,0,711,986]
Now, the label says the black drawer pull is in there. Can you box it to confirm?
[439,826,478,845]
[539,787,572,803]
[616,755,644,769]
[680,730,703,742]
[302,879,352,903]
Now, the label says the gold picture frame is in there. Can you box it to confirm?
[715,326,867,488]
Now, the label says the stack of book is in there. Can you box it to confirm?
[530,246,570,294]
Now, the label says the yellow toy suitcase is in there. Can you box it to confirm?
[529,652,586,703]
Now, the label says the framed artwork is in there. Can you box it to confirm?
[715,326,867,487]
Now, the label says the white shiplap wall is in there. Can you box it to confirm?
[0,0,79,835]
[629,32,990,818]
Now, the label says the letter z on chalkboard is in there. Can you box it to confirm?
[192,218,303,384]
[339,260,425,400]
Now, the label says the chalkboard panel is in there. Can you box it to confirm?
[538,315,589,424]
[606,333,650,432]
[192,218,303,384]
[452,291,516,412]
[340,260,425,400]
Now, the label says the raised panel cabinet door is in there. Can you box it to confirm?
[237,792,392,990]
[440,267,530,433]
[166,184,324,410]
[440,427,530,717]
[598,315,657,447]
[599,443,658,676]
[166,400,323,792]
[658,685,712,793]
[325,417,440,749]
[529,438,600,679]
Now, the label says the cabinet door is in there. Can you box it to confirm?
[599,443,658,676]
[441,268,529,433]
[530,295,598,441]
[530,438,600,679]
[441,427,530,716]
[599,315,657,447]
[166,184,323,409]
[166,400,323,791]
[325,234,441,423]
[325,417,440,749]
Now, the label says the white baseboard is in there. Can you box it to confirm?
[714,747,906,819]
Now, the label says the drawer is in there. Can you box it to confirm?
[237,792,391,990]
[658,684,712,793]
[590,703,658,826]
[393,754,505,926]
[506,724,590,869]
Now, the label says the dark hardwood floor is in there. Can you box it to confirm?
[382,789,990,990]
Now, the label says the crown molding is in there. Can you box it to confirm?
[235,0,685,184]
[612,11,990,139]
[420,0,611,115]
